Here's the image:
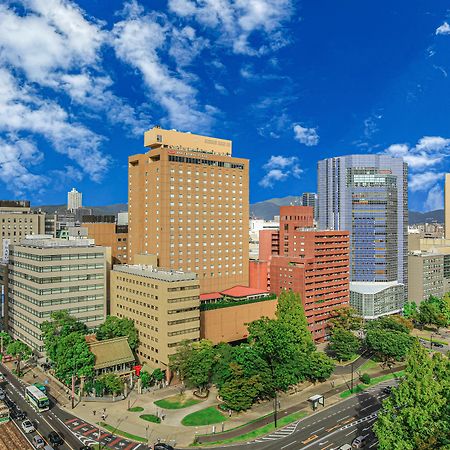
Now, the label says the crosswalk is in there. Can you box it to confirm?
[253,420,300,442]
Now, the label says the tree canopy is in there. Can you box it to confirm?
[41,311,94,385]
[328,307,363,331]
[96,316,139,351]
[328,327,360,361]
[374,344,450,449]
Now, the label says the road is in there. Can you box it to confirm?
[0,363,144,450]
[248,379,396,450]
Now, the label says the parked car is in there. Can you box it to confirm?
[79,447,91,450]
[43,446,55,450]
[0,388,5,400]
[33,435,45,449]
[432,342,444,348]
[383,386,393,394]
[154,444,174,450]
[48,431,63,446]
[21,419,35,434]
[338,445,352,450]
[352,435,368,448]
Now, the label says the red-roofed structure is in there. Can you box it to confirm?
[220,285,269,299]
[199,292,222,302]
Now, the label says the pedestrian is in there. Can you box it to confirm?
[93,410,96,416]
[228,409,232,418]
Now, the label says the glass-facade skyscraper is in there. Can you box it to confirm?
[318,155,408,298]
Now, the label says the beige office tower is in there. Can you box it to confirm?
[110,264,200,370]
[6,237,108,354]
[0,201,45,261]
[445,174,450,240]
[128,127,249,294]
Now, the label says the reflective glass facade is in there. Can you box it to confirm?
[318,155,408,298]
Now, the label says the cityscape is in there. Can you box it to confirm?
[0,2,450,450]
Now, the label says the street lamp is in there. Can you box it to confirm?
[430,333,434,350]
[273,391,278,428]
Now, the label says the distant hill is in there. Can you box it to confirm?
[34,200,444,225]
[250,196,301,219]
[409,209,444,225]
[33,203,128,216]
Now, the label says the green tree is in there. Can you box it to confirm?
[374,344,449,450]
[403,301,418,320]
[152,368,165,382]
[170,340,215,394]
[305,352,335,382]
[329,307,363,331]
[366,316,411,335]
[0,331,12,353]
[41,310,88,362]
[275,290,315,354]
[100,373,124,396]
[96,316,139,351]
[140,371,152,389]
[211,342,235,388]
[417,299,445,330]
[365,328,415,363]
[328,328,360,361]
[248,317,308,392]
[219,363,264,411]
[6,341,32,377]
[53,332,95,385]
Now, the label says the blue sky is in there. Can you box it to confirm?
[0,0,450,211]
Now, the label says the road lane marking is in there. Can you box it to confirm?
[360,405,372,411]
[345,429,356,436]
[280,442,296,449]
[340,416,356,424]
[302,434,318,444]
[311,427,324,434]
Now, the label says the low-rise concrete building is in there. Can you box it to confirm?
[110,264,200,372]
[350,281,405,320]
[6,236,108,354]
[408,251,444,303]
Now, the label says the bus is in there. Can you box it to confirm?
[25,385,49,412]
[0,400,10,423]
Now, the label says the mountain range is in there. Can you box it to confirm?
[34,198,444,225]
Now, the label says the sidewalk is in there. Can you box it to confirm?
[65,360,402,447]
[8,357,403,447]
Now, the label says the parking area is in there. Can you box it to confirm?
[64,418,144,449]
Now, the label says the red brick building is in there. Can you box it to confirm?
[249,206,350,341]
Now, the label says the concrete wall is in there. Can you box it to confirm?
[200,299,278,344]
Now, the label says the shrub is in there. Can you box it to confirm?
[360,373,371,384]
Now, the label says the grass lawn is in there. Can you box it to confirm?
[192,411,308,446]
[182,407,226,426]
[98,422,147,442]
[128,406,144,412]
[358,359,379,372]
[155,394,202,409]
[332,353,359,365]
[140,414,161,423]
[340,371,405,399]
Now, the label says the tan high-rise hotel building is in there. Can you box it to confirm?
[128,127,249,294]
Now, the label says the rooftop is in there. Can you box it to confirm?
[350,281,404,295]
[221,285,269,298]
[18,236,96,248]
[113,264,198,282]
[200,292,222,302]
[88,336,135,370]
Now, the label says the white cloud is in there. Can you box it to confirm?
[384,136,450,170]
[0,1,145,135]
[293,124,319,146]
[259,155,302,188]
[0,137,48,195]
[168,0,293,55]
[112,3,215,131]
[409,171,444,192]
[436,22,450,35]
[0,68,110,182]
[424,184,444,211]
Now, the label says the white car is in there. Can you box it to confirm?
[33,435,45,449]
[21,419,35,433]
[0,389,5,400]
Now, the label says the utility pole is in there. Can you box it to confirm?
[71,373,75,409]
[350,360,354,393]
[273,391,278,428]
